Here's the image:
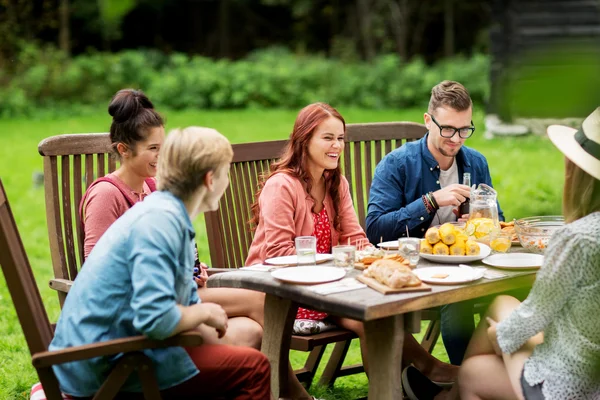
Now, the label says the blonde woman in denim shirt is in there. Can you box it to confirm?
[49,127,271,399]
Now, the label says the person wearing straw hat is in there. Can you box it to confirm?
[402,108,600,400]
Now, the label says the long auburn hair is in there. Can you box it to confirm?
[250,102,346,232]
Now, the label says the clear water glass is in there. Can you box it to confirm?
[295,236,317,265]
[332,245,356,271]
[398,238,421,268]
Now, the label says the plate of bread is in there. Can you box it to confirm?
[357,258,431,294]
[419,223,491,263]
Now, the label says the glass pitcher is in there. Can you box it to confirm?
[464,183,500,243]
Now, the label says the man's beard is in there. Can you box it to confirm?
[439,146,459,157]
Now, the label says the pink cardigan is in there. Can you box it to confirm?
[245,173,366,265]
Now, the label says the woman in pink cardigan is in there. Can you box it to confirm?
[247,103,457,399]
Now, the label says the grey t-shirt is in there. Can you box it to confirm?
[430,157,458,227]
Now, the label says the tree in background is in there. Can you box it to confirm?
[0,0,491,64]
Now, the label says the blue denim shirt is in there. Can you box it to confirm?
[49,191,200,397]
[366,133,504,242]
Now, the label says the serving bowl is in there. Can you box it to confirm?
[514,216,565,254]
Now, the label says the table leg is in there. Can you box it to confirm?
[261,293,298,399]
[365,314,404,400]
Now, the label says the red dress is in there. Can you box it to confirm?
[295,207,332,320]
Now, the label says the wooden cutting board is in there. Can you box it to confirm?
[356,274,431,294]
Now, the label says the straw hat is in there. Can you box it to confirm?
[547,107,600,181]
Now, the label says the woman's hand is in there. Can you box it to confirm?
[194,262,209,288]
[486,317,502,356]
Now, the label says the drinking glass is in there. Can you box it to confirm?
[295,236,317,265]
[489,230,512,254]
[397,238,421,268]
[332,245,356,271]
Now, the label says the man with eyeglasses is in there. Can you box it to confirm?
[366,81,504,383]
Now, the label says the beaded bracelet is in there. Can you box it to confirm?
[422,194,435,214]
[427,191,439,210]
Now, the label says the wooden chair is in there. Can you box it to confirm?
[203,139,364,388]
[203,121,440,387]
[0,178,204,400]
[38,133,117,307]
[342,122,442,353]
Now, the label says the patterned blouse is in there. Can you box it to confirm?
[296,207,332,320]
[497,212,600,400]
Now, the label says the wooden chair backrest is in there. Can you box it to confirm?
[344,122,427,229]
[38,133,115,299]
[204,121,427,268]
[0,179,55,356]
[204,140,288,268]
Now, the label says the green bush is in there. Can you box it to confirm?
[0,46,490,117]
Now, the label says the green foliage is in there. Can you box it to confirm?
[0,46,490,117]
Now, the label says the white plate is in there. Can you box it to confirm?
[264,253,333,266]
[419,243,491,264]
[413,266,484,285]
[377,241,399,249]
[271,266,346,285]
[482,253,543,270]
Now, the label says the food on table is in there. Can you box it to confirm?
[499,220,518,242]
[518,236,550,253]
[438,223,457,245]
[382,253,410,265]
[425,227,441,244]
[464,217,496,240]
[420,239,433,254]
[449,239,466,255]
[433,242,450,255]
[355,246,385,265]
[431,273,449,279]
[363,259,421,288]
[422,224,480,256]
[465,240,480,255]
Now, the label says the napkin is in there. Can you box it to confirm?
[482,269,508,279]
[239,264,274,272]
[307,278,367,295]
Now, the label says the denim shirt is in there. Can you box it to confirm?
[366,133,504,242]
[49,191,200,397]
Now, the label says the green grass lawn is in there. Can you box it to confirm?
[0,107,564,399]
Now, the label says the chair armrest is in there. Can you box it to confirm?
[49,278,73,293]
[32,331,204,368]
[206,268,233,276]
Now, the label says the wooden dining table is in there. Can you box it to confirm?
[207,248,538,399]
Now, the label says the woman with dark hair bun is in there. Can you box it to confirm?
[78,88,264,352]
[81,88,165,258]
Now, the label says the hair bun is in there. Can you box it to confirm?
[108,89,155,123]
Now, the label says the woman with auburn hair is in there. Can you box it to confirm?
[402,108,600,400]
[247,102,458,400]
[49,127,271,399]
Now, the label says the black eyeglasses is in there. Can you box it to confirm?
[429,114,475,139]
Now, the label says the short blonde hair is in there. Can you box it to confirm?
[428,80,473,114]
[157,126,233,200]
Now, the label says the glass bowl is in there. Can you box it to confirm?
[514,216,565,254]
